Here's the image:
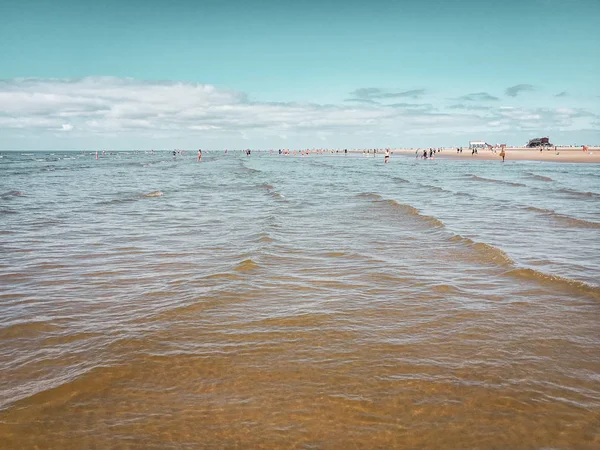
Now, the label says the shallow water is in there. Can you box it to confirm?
[1,150,599,448]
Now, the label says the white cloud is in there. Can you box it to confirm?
[0,77,597,149]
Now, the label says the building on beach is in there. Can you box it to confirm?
[469,140,488,149]
[526,137,552,147]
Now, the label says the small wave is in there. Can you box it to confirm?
[471,242,515,267]
[0,321,60,339]
[469,175,525,187]
[0,208,17,215]
[324,251,347,257]
[557,188,600,200]
[261,183,274,190]
[1,190,24,199]
[525,172,553,182]
[269,191,285,199]
[234,259,259,271]
[96,197,137,205]
[525,206,600,229]
[258,232,275,243]
[357,193,383,200]
[431,284,462,295]
[375,199,445,228]
[416,183,447,193]
[506,268,600,300]
[0,363,114,411]
[393,177,410,184]
[142,190,164,198]
[449,235,514,268]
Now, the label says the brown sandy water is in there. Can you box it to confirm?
[1,151,599,448]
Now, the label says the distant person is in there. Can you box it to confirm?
[197,149,202,161]
[172,150,176,158]
[345,149,348,155]
[500,148,506,162]
[384,149,390,164]
[423,149,428,159]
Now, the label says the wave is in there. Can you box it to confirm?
[449,235,514,268]
[141,190,163,198]
[257,183,285,199]
[356,193,382,200]
[448,234,600,299]
[393,177,410,184]
[0,362,116,411]
[96,198,137,205]
[357,193,445,227]
[98,190,164,204]
[1,190,24,199]
[0,208,17,215]
[0,320,61,339]
[376,198,445,228]
[557,188,600,200]
[257,232,274,244]
[524,172,553,182]
[506,268,600,300]
[524,206,600,228]
[469,175,525,187]
[324,251,347,258]
[234,259,259,271]
[415,183,448,194]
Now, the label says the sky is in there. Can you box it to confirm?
[0,0,599,149]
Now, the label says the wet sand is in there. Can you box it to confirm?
[391,148,600,163]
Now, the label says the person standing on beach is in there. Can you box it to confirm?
[499,148,506,162]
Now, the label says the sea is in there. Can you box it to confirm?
[1,150,599,449]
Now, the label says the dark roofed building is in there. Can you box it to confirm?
[526,137,552,148]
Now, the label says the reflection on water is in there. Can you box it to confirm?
[1,151,599,448]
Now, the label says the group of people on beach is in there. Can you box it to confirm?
[417,148,441,160]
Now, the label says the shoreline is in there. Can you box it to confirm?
[388,147,600,163]
[3,147,600,163]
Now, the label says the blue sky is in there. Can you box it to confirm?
[1,0,599,149]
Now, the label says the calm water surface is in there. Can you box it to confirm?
[1,151,599,448]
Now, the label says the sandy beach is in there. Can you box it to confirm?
[389,147,600,163]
